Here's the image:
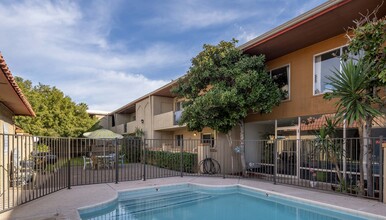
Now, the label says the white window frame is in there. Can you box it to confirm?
[313,45,348,96]
[270,64,291,101]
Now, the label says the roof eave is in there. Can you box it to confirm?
[238,0,348,51]
[0,53,36,117]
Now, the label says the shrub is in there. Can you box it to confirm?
[145,151,198,173]
[120,137,142,163]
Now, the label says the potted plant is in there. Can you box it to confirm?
[310,168,317,187]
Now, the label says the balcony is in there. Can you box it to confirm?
[112,121,136,134]
[114,124,125,134]
[153,111,183,130]
[126,121,136,134]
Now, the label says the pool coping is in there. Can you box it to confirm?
[78,182,386,220]
[2,177,386,220]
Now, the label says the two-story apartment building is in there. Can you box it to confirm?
[107,80,218,141]
[105,0,385,173]
[240,0,386,169]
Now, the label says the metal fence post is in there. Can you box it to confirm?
[223,139,226,179]
[143,138,146,181]
[67,137,71,189]
[115,138,119,184]
[180,143,183,178]
[273,139,277,185]
[379,136,383,203]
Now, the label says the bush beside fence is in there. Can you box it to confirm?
[145,150,198,173]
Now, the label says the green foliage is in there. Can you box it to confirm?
[324,60,382,126]
[36,144,49,152]
[172,39,282,134]
[347,14,385,84]
[14,77,98,137]
[146,151,198,173]
[315,117,344,184]
[316,171,327,182]
[324,12,385,197]
[134,127,145,137]
[120,137,142,163]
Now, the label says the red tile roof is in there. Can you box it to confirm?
[0,52,35,116]
[300,114,386,131]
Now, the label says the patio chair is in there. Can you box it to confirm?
[107,153,116,168]
[12,160,35,186]
[83,156,93,170]
[119,154,125,165]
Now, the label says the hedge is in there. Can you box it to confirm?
[145,151,198,173]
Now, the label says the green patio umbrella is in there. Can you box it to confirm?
[83,129,123,158]
[83,129,123,139]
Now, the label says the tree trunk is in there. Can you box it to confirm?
[239,120,247,176]
[358,122,365,196]
[365,115,374,197]
[331,155,343,185]
[226,132,233,175]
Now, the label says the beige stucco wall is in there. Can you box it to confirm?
[153,96,173,115]
[136,97,152,138]
[153,112,174,130]
[0,102,15,200]
[115,113,130,126]
[246,34,347,123]
[97,116,109,129]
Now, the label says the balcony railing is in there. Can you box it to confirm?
[153,111,174,130]
[126,121,136,134]
[153,110,184,130]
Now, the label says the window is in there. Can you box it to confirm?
[314,48,342,95]
[313,46,362,95]
[111,115,115,127]
[175,101,183,111]
[202,133,214,148]
[124,124,127,133]
[174,101,184,125]
[270,65,290,100]
[175,134,183,147]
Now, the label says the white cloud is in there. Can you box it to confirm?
[236,25,259,44]
[0,0,187,112]
[58,70,168,111]
[144,1,259,31]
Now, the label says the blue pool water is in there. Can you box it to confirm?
[78,184,377,220]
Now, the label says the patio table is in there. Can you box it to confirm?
[96,155,114,169]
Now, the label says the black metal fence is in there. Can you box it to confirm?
[245,137,384,201]
[0,134,383,213]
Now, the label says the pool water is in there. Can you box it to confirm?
[78,184,376,220]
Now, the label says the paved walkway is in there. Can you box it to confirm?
[1,177,386,220]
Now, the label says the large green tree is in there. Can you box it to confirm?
[324,11,385,196]
[15,77,98,137]
[172,40,282,174]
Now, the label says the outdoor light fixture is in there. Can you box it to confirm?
[141,119,144,124]
[193,132,197,136]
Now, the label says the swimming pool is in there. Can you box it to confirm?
[78,184,382,220]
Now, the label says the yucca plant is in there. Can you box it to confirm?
[315,117,344,185]
[324,59,382,197]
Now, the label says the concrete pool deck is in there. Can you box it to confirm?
[1,177,386,220]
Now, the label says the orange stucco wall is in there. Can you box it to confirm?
[245,33,348,123]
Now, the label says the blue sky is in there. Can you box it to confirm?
[0,0,326,112]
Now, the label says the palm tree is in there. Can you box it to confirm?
[324,59,382,197]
